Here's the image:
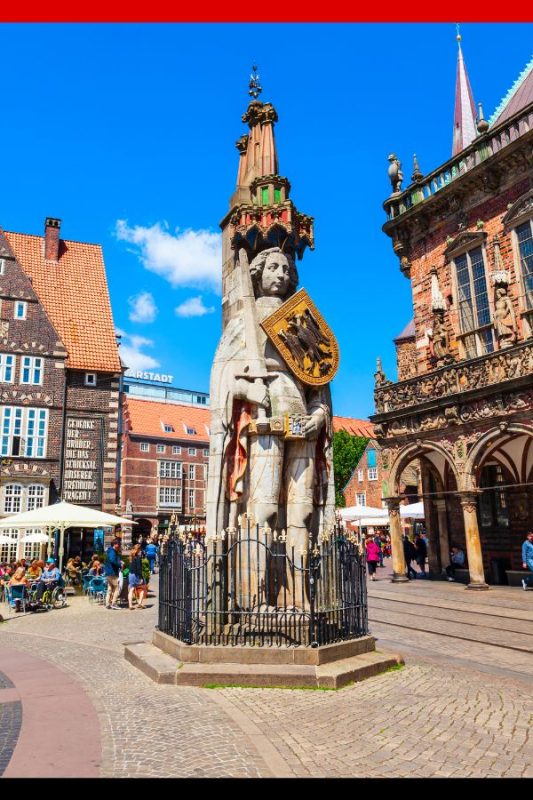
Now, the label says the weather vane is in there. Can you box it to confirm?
[249,65,262,100]
[456,23,461,43]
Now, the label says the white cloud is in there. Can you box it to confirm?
[175,296,216,318]
[128,291,158,323]
[118,331,160,372]
[116,220,222,293]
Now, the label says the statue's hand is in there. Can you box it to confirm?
[301,414,322,439]
[234,377,270,409]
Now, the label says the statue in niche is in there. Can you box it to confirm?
[493,285,517,349]
[429,311,450,366]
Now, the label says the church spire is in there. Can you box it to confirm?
[452,26,478,156]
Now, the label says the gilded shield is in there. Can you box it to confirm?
[261,288,340,386]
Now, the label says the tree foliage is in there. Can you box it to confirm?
[332,431,368,508]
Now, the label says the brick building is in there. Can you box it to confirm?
[119,396,210,539]
[0,218,122,562]
[343,438,421,510]
[372,44,533,587]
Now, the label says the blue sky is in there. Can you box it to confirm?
[1,23,532,418]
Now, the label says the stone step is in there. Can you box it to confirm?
[124,642,178,684]
[125,640,403,689]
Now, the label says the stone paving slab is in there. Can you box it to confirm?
[369,588,533,622]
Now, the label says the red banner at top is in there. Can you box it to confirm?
[2,0,531,22]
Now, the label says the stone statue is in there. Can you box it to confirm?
[387,153,403,194]
[493,285,517,348]
[429,311,449,364]
[206,246,335,581]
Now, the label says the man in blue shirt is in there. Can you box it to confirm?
[521,531,533,590]
[104,538,122,609]
[35,558,61,600]
[145,541,158,574]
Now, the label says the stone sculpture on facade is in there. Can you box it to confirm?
[387,153,404,195]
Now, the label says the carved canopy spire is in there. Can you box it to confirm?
[452,27,478,156]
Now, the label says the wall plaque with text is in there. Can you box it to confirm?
[62,415,104,505]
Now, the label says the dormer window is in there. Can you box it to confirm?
[84,372,97,386]
[183,423,196,435]
[162,422,174,433]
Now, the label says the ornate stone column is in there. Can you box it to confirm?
[384,497,408,583]
[434,499,451,576]
[459,492,488,590]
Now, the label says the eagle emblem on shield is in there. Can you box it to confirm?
[261,288,340,387]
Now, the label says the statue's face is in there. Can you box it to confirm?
[261,252,290,297]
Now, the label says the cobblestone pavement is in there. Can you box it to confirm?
[0,667,21,778]
[1,578,532,777]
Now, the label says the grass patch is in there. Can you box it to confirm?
[385,663,404,673]
[202,683,336,691]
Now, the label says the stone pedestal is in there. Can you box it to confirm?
[125,630,403,690]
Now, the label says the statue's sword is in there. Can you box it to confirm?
[236,248,271,428]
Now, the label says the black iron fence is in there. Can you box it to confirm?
[158,525,368,647]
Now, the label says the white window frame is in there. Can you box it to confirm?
[204,448,209,458]
[84,372,97,387]
[159,461,182,479]
[156,444,166,454]
[0,406,48,458]
[20,356,43,385]
[140,442,149,453]
[14,301,27,320]
[189,488,195,509]
[27,484,45,511]
[159,486,182,508]
[368,467,378,481]
[452,245,495,359]
[188,447,197,456]
[4,483,23,513]
[172,445,181,455]
[0,353,15,383]
[162,422,174,433]
[189,464,195,480]
[357,469,363,482]
[0,529,18,563]
[356,492,366,506]
[0,258,5,276]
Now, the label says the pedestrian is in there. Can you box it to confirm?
[445,545,466,581]
[403,534,417,579]
[104,538,122,609]
[414,533,428,577]
[145,539,158,574]
[521,531,533,590]
[128,544,146,610]
[373,533,384,568]
[366,535,381,581]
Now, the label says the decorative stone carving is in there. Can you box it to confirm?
[502,188,533,226]
[374,342,533,414]
[490,254,517,349]
[387,154,403,195]
[374,357,389,388]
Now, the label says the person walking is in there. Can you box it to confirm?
[521,531,533,590]
[104,538,122,609]
[414,533,428,577]
[403,534,417,579]
[373,533,384,568]
[366,536,381,581]
[145,540,158,574]
[128,544,146,609]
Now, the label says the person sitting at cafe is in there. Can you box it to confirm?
[26,559,42,581]
[8,567,29,612]
[35,558,62,600]
[89,558,103,577]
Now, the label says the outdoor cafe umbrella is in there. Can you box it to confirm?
[0,501,135,571]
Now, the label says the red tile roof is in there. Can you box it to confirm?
[125,400,371,443]
[333,416,374,438]
[124,397,210,443]
[4,231,121,373]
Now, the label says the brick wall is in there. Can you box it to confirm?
[396,339,417,381]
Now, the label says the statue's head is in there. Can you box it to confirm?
[249,247,298,299]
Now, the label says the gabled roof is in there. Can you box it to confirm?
[490,55,533,128]
[332,416,374,438]
[4,231,121,373]
[124,397,210,443]
[394,319,415,343]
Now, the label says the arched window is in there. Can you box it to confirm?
[0,529,18,563]
[4,484,22,513]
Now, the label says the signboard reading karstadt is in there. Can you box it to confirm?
[62,416,104,505]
